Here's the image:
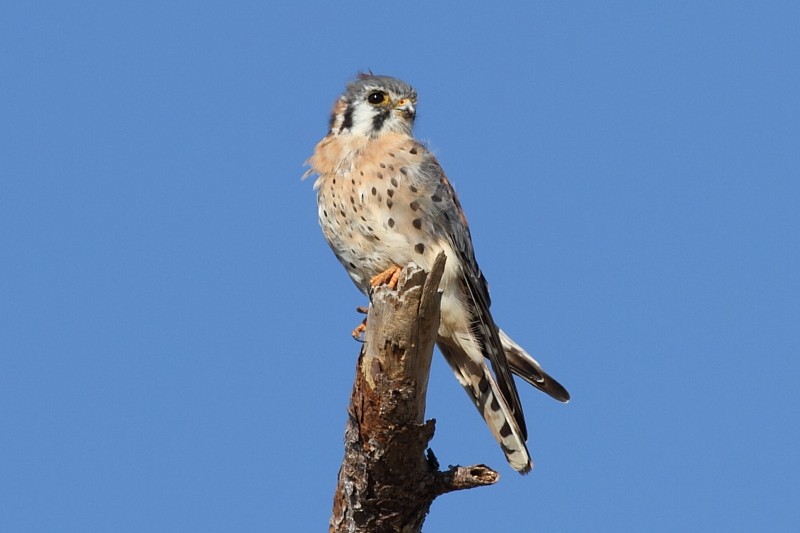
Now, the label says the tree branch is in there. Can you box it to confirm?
[330,253,499,533]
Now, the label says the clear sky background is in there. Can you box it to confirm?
[1,2,798,532]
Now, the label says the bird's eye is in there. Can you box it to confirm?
[367,91,387,105]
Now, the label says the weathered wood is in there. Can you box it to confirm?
[330,253,498,533]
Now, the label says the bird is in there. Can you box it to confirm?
[306,73,569,473]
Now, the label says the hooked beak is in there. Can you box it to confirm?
[394,98,416,120]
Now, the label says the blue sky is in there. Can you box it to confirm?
[1,1,798,531]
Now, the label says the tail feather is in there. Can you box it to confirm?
[438,340,533,474]
[499,329,570,403]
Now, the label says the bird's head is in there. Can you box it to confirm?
[328,74,417,138]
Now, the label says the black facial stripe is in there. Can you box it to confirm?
[340,106,354,131]
[372,109,390,132]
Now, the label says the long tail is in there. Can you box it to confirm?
[499,329,570,403]
[438,339,533,473]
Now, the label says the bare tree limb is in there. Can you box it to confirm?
[330,253,499,533]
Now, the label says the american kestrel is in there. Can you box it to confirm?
[307,74,569,473]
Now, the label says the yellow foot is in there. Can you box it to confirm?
[351,319,367,342]
[370,265,402,290]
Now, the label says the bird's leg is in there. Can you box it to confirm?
[370,264,403,290]
[352,267,401,341]
[351,319,367,342]
[351,306,369,342]
[352,265,403,342]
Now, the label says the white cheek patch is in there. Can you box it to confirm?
[349,104,377,136]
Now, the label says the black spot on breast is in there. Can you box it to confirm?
[389,152,395,157]
[388,218,395,227]
[387,198,393,208]
[409,200,420,211]
[387,189,394,197]
[410,185,417,193]
[409,147,418,154]
[400,167,408,176]
[432,194,442,202]
[349,262,356,269]
[412,218,422,229]
[415,243,425,254]
[377,172,383,179]
[371,187,377,195]
[323,210,328,218]
[350,196,355,204]
[332,178,336,185]
[379,163,386,169]
[390,177,398,187]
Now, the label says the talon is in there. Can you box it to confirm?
[370,265,402,290]
[351,319,367,342]
[355,306,369,315]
